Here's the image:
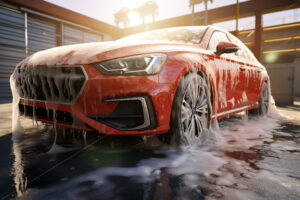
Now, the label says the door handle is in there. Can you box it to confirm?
[203,56,212,62]
[240,66,246,71]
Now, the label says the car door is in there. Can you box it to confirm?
[242,45,263,104]
[226,33,262,105]
[207,31,243,113]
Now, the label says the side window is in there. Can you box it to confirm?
[227,33,257,62]
[226,33,246,58]
[207,31,230,51]
[242,45,258,63]
[237,46,248,59]
[240,46,252,59]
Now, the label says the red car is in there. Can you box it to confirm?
[13,26,270,144]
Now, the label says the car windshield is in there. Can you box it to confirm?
[118,26,207,44]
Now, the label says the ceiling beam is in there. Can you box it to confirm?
[123,0,300,37]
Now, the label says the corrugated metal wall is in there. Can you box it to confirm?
[83,31,103,43]
[63,25,82,45]
[0,1,105,99]
[28,15,57,55]
[63,24,103,45]
[0,3,25,98]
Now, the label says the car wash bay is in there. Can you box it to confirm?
[0,0,300,199]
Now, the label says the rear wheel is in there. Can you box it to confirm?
[170,72,211,145]
[249,82,269,116]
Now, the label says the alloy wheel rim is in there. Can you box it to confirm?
[261,85,269,114]
[181,77,209,143]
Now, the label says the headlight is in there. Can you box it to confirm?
[93,54,167,75]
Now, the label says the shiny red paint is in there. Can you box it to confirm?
[18,26,269,135]
[216,41,238,51]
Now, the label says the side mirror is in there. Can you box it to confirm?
[215,41,239,56]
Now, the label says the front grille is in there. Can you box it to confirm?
[14,65,86,104]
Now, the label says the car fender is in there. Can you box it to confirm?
[160,51,217,117]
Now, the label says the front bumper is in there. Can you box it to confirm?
[87,96,157,131]
[17,64,173,135]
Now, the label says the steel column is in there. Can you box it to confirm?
[254,10,262,61]
[236,0,239,37]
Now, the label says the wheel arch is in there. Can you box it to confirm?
[170,65,215,123]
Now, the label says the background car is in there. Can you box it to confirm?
[12,26,270,144]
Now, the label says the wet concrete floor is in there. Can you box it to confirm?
[0,104,299,200]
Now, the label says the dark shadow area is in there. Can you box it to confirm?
[0,134,14,199]
[0,98,12,104]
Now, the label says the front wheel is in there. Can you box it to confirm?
[170,72,211,145]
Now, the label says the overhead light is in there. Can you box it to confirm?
[263,48,300,54]
[264,23,300,31]
[264,35,300,43]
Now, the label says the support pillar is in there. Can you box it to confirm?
[254,10,262,61]
[235,0,239,37]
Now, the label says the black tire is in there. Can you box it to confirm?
[170,71,211,145]
[249,82,269,116]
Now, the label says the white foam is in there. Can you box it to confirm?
[23,114,294,200]
[16,40,208,68]
[10,75,24,140]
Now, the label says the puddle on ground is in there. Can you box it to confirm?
[1,114,300,200]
